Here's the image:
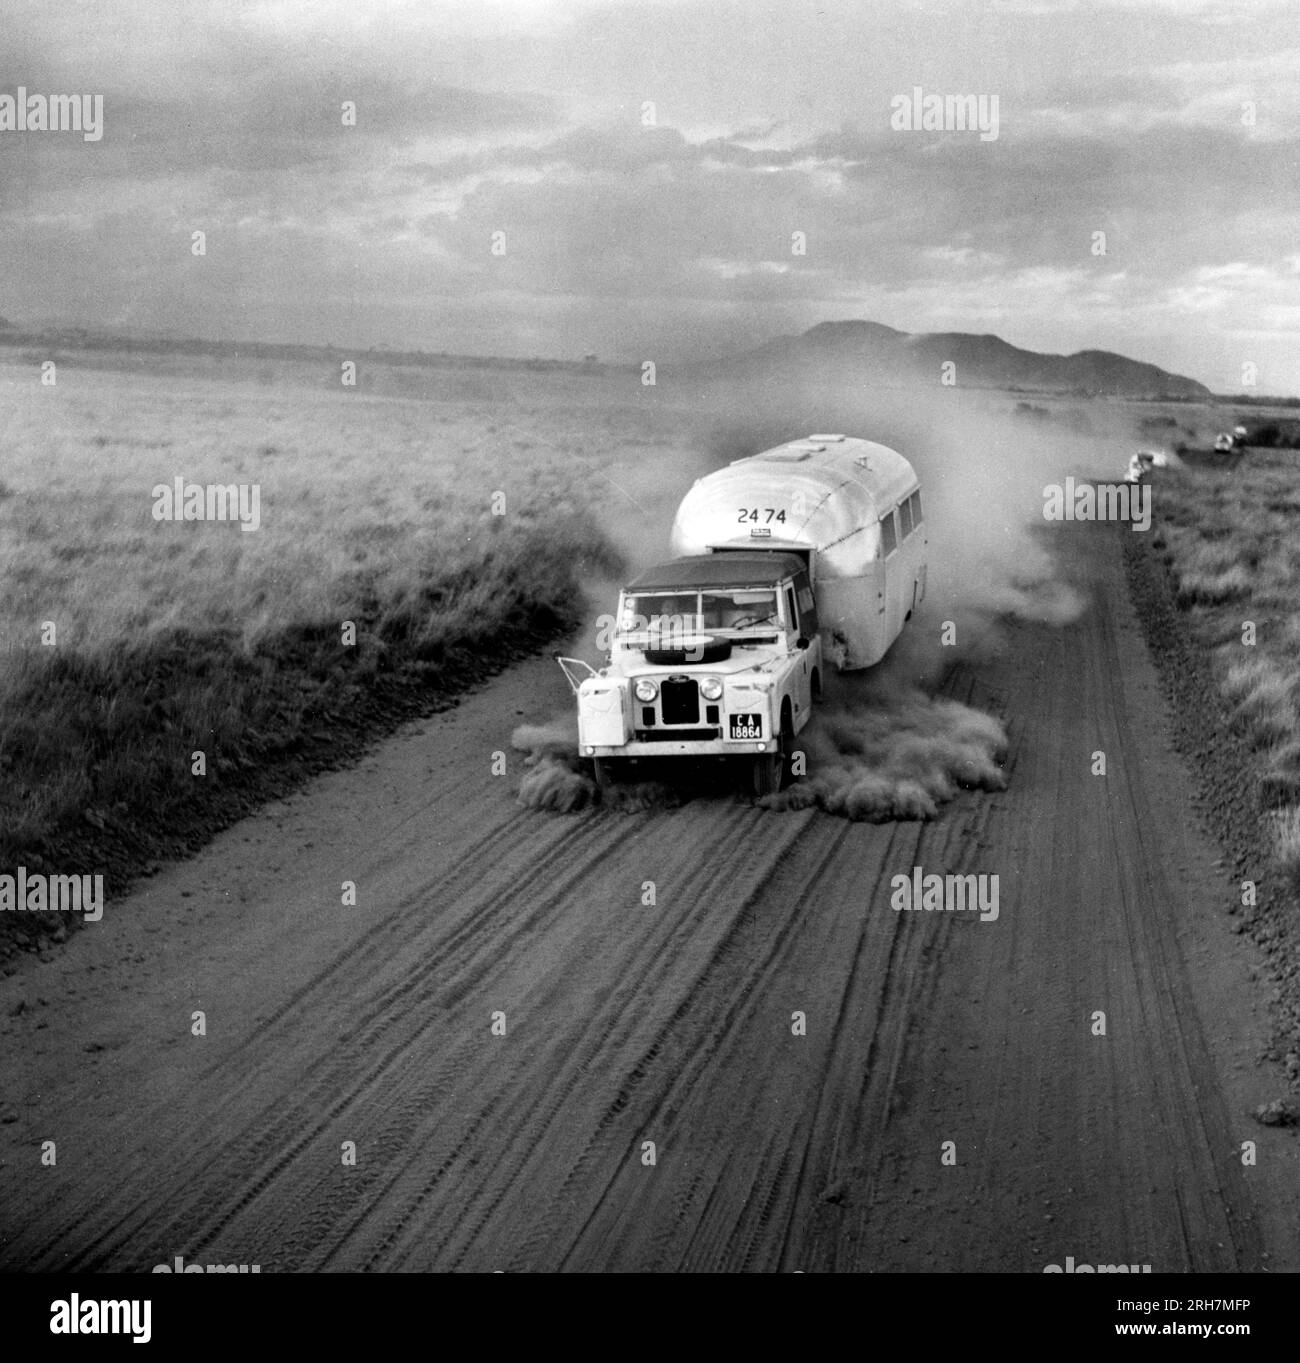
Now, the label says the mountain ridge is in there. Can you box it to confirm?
[698,319,1210,398]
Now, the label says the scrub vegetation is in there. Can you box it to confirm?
[1152,446,1300,891]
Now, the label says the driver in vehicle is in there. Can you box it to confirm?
[702,591,777,630]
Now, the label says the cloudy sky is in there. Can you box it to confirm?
[3,0,1299,392]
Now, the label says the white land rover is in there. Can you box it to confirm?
[558,552,821,795]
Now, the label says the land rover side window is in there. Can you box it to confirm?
[784,586,799,635]
[899,496,914,538]
[701,589,777,630]
[908,490,923,526]
[880,509,898,557]
[795,574,819,635]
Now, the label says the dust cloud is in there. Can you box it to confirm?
[512,719,595,813]
[684,376,1107,661]
[512,717,681,814]
[511,681,1005,822]
[759,674,1008,820]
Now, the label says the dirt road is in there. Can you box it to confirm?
[3,525,1298,1272]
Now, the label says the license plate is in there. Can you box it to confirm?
[729,713,763,740]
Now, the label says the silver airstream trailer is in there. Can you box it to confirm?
[669,434,927,669]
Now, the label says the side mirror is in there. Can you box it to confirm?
[796,636,810,650]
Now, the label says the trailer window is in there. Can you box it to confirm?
[785,586,799,634]
[899,497,913,538]
[880,510,898,557]
[908,490,923,527]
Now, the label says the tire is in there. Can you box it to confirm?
[643,635,732,666]
[751,710,793,796]
[751,751,782,796]
[592,757,618,789]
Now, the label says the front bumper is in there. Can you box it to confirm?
[585,736,778,758]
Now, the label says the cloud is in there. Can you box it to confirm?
[1,0,1299,390]
[0,79,557,187]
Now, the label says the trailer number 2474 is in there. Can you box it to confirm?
[737,508,786,523]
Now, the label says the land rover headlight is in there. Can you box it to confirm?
[634,679,659,702]
[699,677,724,701]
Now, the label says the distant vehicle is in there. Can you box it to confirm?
[1233,425,1248,439]
[1123,449,1167,483]
[557,434,927,794]
[1214,432,1236,452]
[1124,452,1153,483]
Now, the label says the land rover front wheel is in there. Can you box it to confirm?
[592,757,618,790]
[751,711,793,796]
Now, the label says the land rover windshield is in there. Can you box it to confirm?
[620,588,781,639]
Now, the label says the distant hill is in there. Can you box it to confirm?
[695,319,1210,399]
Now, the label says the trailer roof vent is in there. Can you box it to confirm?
[807,433,844,442]
[761,446,816,462]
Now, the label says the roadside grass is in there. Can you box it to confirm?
[1154,447,1300,890]
[0,359,629,942]
[1275,808,1300,896]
